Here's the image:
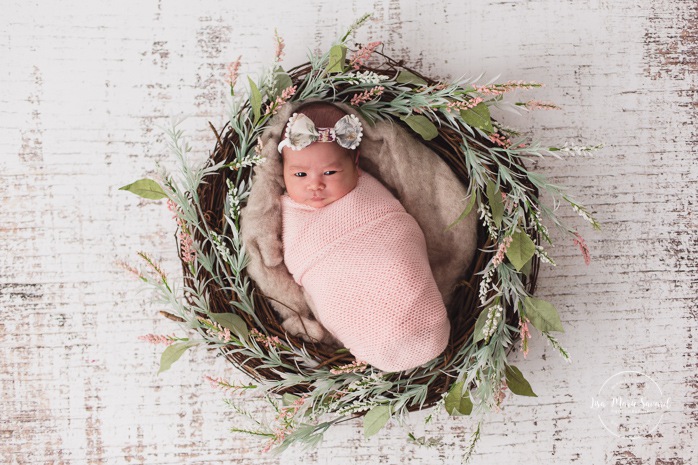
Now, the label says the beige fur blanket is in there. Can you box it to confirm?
[239,99,478,345]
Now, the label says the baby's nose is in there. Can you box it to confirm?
[308,180,325,190]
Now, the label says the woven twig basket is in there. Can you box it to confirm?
[181,53,540,413]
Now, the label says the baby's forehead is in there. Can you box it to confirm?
[281,143,350,164]
[282,159,344,170]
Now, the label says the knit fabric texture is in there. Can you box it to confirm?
[281,171,450,372]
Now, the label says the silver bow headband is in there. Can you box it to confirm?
[277,112,363,154]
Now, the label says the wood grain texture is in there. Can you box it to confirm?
[1,0,695,464]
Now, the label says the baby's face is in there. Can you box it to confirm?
[282,142,359,208]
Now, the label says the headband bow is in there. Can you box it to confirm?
[277,112,363,154]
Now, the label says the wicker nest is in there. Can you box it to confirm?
[183,54,540,413]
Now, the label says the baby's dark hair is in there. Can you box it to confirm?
[286,101,359,160]
[294,101,348,127]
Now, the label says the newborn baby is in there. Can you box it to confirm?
[279,102,450,372]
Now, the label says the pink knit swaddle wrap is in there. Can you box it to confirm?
[281,171,450,372]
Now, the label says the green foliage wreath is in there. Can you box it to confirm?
[122,14,601,459]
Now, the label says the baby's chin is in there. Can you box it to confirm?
[305,196,333,207]
[290,188,356,207]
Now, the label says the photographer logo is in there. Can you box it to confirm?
[590,370,670,438]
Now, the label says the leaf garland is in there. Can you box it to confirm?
[124,14,601,457]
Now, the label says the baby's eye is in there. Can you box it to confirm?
[294,172,307,177]
[323,170,337,175]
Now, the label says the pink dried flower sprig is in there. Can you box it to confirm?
[493,380,508,413]
[492,235,514,267]
[277,395,306,423]
[473,80,543,96]
[518,317,531,358]
[330,360,369,375]
[197,316,234,343]
[273,29,285,62]
[350,85,384,106]
[349,41,382,70]
[446,96,484,112]
[261,395,308,453]
[166,198,179,219]
[521,100,560,110]
[226,56,242,91]
[167,199,196,263]
[261,428,288,454]
[490,132,512,148]
[264,85,297,116]
[138,333,179,346]
[250,328,285,350]
[416,82,450,93]
[116,259,145,280]
[573,232,591,265]
[178,231,195,263]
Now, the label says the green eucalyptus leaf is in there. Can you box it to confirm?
[460,103,494,134]
[119,179,167,200]
[444,381,473,416]
[158,342,196,375]
[209,312,249,339]
[396,70,427,86]
[326,44,347,74]
[445,192,477,231]
[486,180,504,228]
[282,393,300,406]
[272,71,293,99]
[505,365,537,397]
[505,229,536,271]
[363,404,391,438]
[248,76,262,123]
[520,257,533,277]
[472,307,490,343]
[524,296,564,333]
[401,115,438,141]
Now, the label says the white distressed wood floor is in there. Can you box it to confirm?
[1,1,695,464]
